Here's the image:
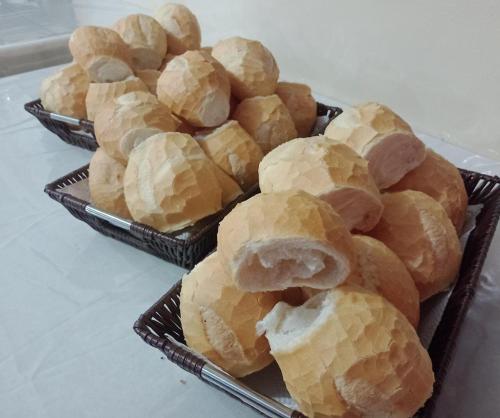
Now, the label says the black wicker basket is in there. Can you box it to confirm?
[134,169,500,417]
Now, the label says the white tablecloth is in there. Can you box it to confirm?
[0,66,499,418]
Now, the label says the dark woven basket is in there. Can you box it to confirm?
[134,169,500,418]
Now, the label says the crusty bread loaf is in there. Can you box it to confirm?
[389,149,468,232]
[157,50,230,127]
[112,14,166,70]
[180,251,279,377]
[233,95,297,154]
[218,190,356,292]
[259,136,383,232]
[40,63,89,119]
[94,91,178,163]
[212,37,279,100]
[257,286,434,418]
[68,26,133,82]
[324,102,426,189]
[85,76,148,121]
[124,132,222,232]
[135,69,161,95]
[369,190,462,301]
[154,3,201,54]
[88,148,130,218]
[275,82,317,137]
[211,163,243,205]
[195,120,263,190]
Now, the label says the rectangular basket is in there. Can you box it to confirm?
[134,169,500,418]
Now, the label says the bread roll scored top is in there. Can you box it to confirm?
[124,132,222,232]
[389,149,468,232]
[276,82,317,137]
[210,163,243,205]
[259,136,383,232]
[369,190,462,301]
[257,286,434,418]
[180,251,279,377]
[135,69,161,94]
[233,94,297,155]
[154,3,201,54]
[88,148,130,218]
[68,26,133,82]
[324,102,426,189]
[157,50,230,128]
[212,37,279,100]
[218,190,356,292]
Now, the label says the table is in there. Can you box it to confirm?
[1,66,499,418]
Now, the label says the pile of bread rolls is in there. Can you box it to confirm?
[180,101,468,417]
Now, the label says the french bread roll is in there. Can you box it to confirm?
[112,14,167,70]
[88,148,130,218]
[154,3,201,54]
[257,286,434,418]
[135,69,161,95]
[180,251,279,377]
[259,136,383,232]
[388,149,468,233]
[233,95,297,154]
[195,120,263,190]
[68,26,133,82]
[157,50,231,127]
[324,102,426,189]
[40,63,89,119]
[211,163,243,205]
[369,190,462,301]
[85,76,148,121]
[217,190,356,292]
[276,82,317,137]
[124,132,222,232]
[212,37,279,100]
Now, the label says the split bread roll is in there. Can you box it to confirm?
[68,26,133,82]
[154,3,201,54]
[212,37,279,100]
[94,91,178,163]
[324,102,426,189]
[195,120,263,190]
[389,149,468,233]
[259,136,383,232]
[276,82,317,137]
[233,95,297,154]
[40,63,89,119]
[112,14,167,70]
[217,190,356,292]
[124,132,222,232]
[180,251,280,377]
[257,286,434,418]
[88,148,130,218]
[211,163,243,206]
[135,69,161,94]
[369,190,462,301]
[157,50,231,128]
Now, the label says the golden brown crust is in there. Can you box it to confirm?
[276,82,317,137]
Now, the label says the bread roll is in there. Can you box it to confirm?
[124,132,222,232]
[40,63,89,119]
[211,163,243,205]
[112,14,167,70]
[180,252,279,377]
[135,69,161,94]
[233,95,297,154]
[68,26,133,82]
[154,3,201,54]
[157,50,230,128]
[218,190,356,292]
[94,91,177,163]
[195,120,263,190]
[257,286,434,418]
[85,76,148,120]
[389,149,468,232]
[212,37,279,100]
[324,102,426,189]
[369,190,462,301]
[259,136,383,232]
[276,82,317,137]
[89,148,130,218]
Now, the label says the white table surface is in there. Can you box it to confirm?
[1,66,499,418]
